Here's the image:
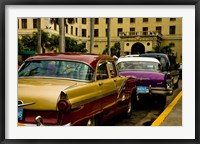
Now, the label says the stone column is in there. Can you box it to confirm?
[120,40,125,56]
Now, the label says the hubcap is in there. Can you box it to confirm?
[127,101,132,114]
[87,118,95,126]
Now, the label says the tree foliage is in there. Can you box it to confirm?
[102,42,121,57]
[65,37,87,52]
[18,31,87,53]
[153,45,177,62]
[153,45,173,55]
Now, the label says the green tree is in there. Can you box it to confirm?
[102,42,121,57]
[18,34,36,52]
[65,37,87,52]
[153,45,177,63]
[32,30,53,52]
[153,45,173,55]
[18,31,87,54]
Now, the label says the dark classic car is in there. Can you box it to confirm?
[140,53,179,88]
[18,53,137,126]
[116,57,173,108]
[178,63,182,79]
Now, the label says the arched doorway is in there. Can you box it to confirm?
[131,42,145,54]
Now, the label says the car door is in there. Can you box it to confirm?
[107,61,128,114]
[95,60,118,121]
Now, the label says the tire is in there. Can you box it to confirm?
[168,79,174,95]
[132,91,138,110]
[125,99,132,118]
[158,96,167,109]
[174,80,179,89]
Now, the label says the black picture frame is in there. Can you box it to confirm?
[0,0,199,144]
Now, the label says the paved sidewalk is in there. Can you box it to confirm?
[160,96,182,126]
[151,91,182,126]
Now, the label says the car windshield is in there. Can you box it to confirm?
[18,60,94,81]
[117,61,161,71]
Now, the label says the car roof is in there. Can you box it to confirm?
[140,53,169,60]
[25,52,114,70]
[140,53,167,56]
[124,54,140,57]
[117,56,160,64]
[140,53,170,65]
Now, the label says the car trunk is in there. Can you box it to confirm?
[119,71,165,87]
[18,78,86,125]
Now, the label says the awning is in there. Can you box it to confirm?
[19,50,36,55]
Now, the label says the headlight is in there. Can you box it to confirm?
[166,79,172,88]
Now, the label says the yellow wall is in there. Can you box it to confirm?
[18,17,182,63]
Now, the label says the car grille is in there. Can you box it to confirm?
[137,78,164,87]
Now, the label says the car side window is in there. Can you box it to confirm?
[108,62,117,78]
[96,62,109,80]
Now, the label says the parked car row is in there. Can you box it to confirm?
[18,53,138,126]
[18,52,180,126]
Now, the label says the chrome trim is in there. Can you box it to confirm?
[117,79,128,98]
[18,102,35,108]
[138,78,150,80]
[63,123,72,126]
[150,87,172,95]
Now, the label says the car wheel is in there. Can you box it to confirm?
[174,80,179,89]
[132,91,138,110]
[86,117,98,126]
[168,79,174,95]
[125,99,132,118]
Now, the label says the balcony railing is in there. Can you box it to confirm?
[119,31,162,38]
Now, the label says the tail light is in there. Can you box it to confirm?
[57,99,71,112]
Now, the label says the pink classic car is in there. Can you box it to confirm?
[117,56,173,108]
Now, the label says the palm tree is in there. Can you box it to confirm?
[37,18,41,54]
[89,18,94,54]
[59,18,65,52]
[50,18,75,52]
[107,18,111,56]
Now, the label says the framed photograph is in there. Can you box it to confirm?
[1,0,199,143]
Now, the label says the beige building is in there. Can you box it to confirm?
[18,17,182,63]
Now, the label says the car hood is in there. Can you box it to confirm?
[119,70,165,80]
[18,78,86,110]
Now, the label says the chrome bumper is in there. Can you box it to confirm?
[150,87,173,95]
[18,115,72,126]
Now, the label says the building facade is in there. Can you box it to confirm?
[18,17,182,63]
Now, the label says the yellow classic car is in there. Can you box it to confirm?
[18,53,137,126]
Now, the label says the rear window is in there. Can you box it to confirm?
[117,61,161,71]
[18,60,94,81]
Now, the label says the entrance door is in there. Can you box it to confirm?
[131,42,145,54]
